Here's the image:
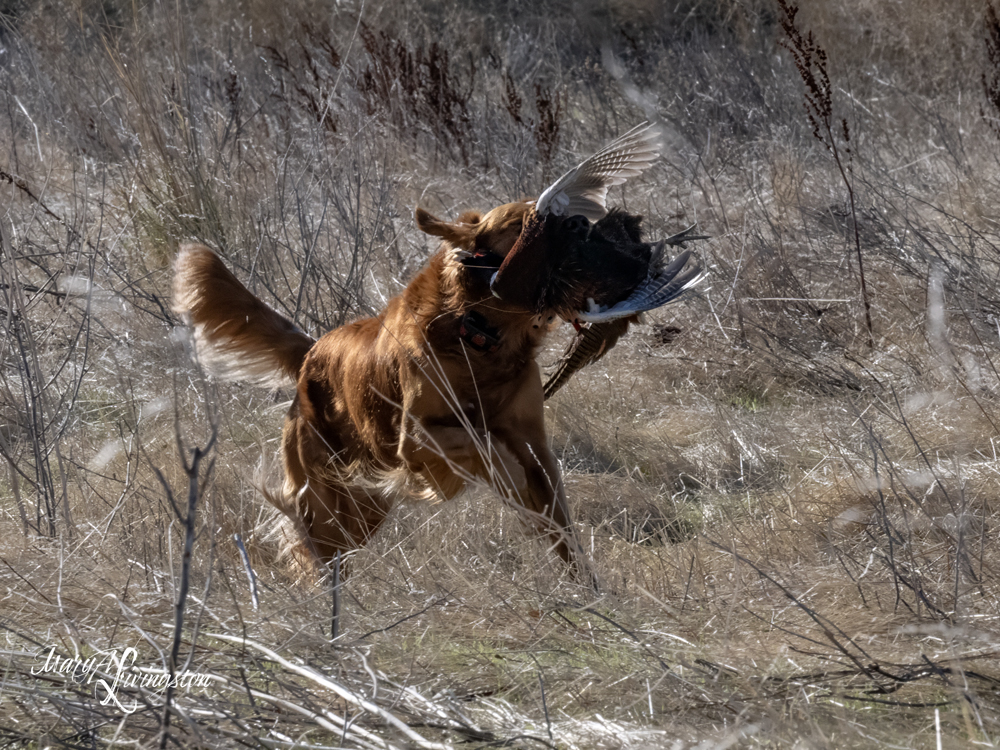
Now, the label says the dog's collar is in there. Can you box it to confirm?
[458,310,501,353]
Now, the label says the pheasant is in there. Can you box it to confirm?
[539,214,705,399]
[488,123,706,398]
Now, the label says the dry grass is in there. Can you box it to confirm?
[1,0,999,746]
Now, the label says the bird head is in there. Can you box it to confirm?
[488,208,566,311]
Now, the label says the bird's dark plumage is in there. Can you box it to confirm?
[538,212,705,399]
[494,209,704,322]
[543,209,653,320]
[485,123,707,396]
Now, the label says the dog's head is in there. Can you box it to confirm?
[415,202,532,258]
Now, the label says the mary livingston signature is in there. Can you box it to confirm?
[31,646,212,713]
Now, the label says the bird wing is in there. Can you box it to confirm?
[576,249,705,323]
[535,123,662,221]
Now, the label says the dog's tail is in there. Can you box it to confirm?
[173,244,315,388]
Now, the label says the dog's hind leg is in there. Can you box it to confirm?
[278,412,393,578]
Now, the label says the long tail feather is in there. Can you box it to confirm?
[663,225,710,247]
[542,317,633,400]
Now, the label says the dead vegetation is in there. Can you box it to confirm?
[1,0,999,746]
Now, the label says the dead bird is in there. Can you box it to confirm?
[539,212,705,398]
[538,208,705,325]
[487,123,706,397]
[489,122,662,311]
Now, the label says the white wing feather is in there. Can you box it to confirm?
[576,250,705,323]
[535,123,663,221]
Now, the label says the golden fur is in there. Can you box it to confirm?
[173,201,587,578]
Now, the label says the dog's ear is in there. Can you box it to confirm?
[415,207,480,249]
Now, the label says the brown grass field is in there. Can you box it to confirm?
[1,0,999,746]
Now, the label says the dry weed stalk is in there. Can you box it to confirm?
[0,171,97,538]
[149,394,218,747]
[502,72,563,177]
[358,23,475,165]
[777,0,874,349]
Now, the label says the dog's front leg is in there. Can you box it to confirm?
[491,362,592,583]
[401,421,528,500]
[397,379,527,500]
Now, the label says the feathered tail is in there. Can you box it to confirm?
[172,244,315,387]
[543,318,634,400]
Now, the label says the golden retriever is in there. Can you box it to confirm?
[173,201,588,577]
[173,126,665,580]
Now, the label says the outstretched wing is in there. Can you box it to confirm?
[576,249,705,323]
[535,123,662,221]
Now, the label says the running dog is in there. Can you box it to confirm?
[173,125,678,579]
